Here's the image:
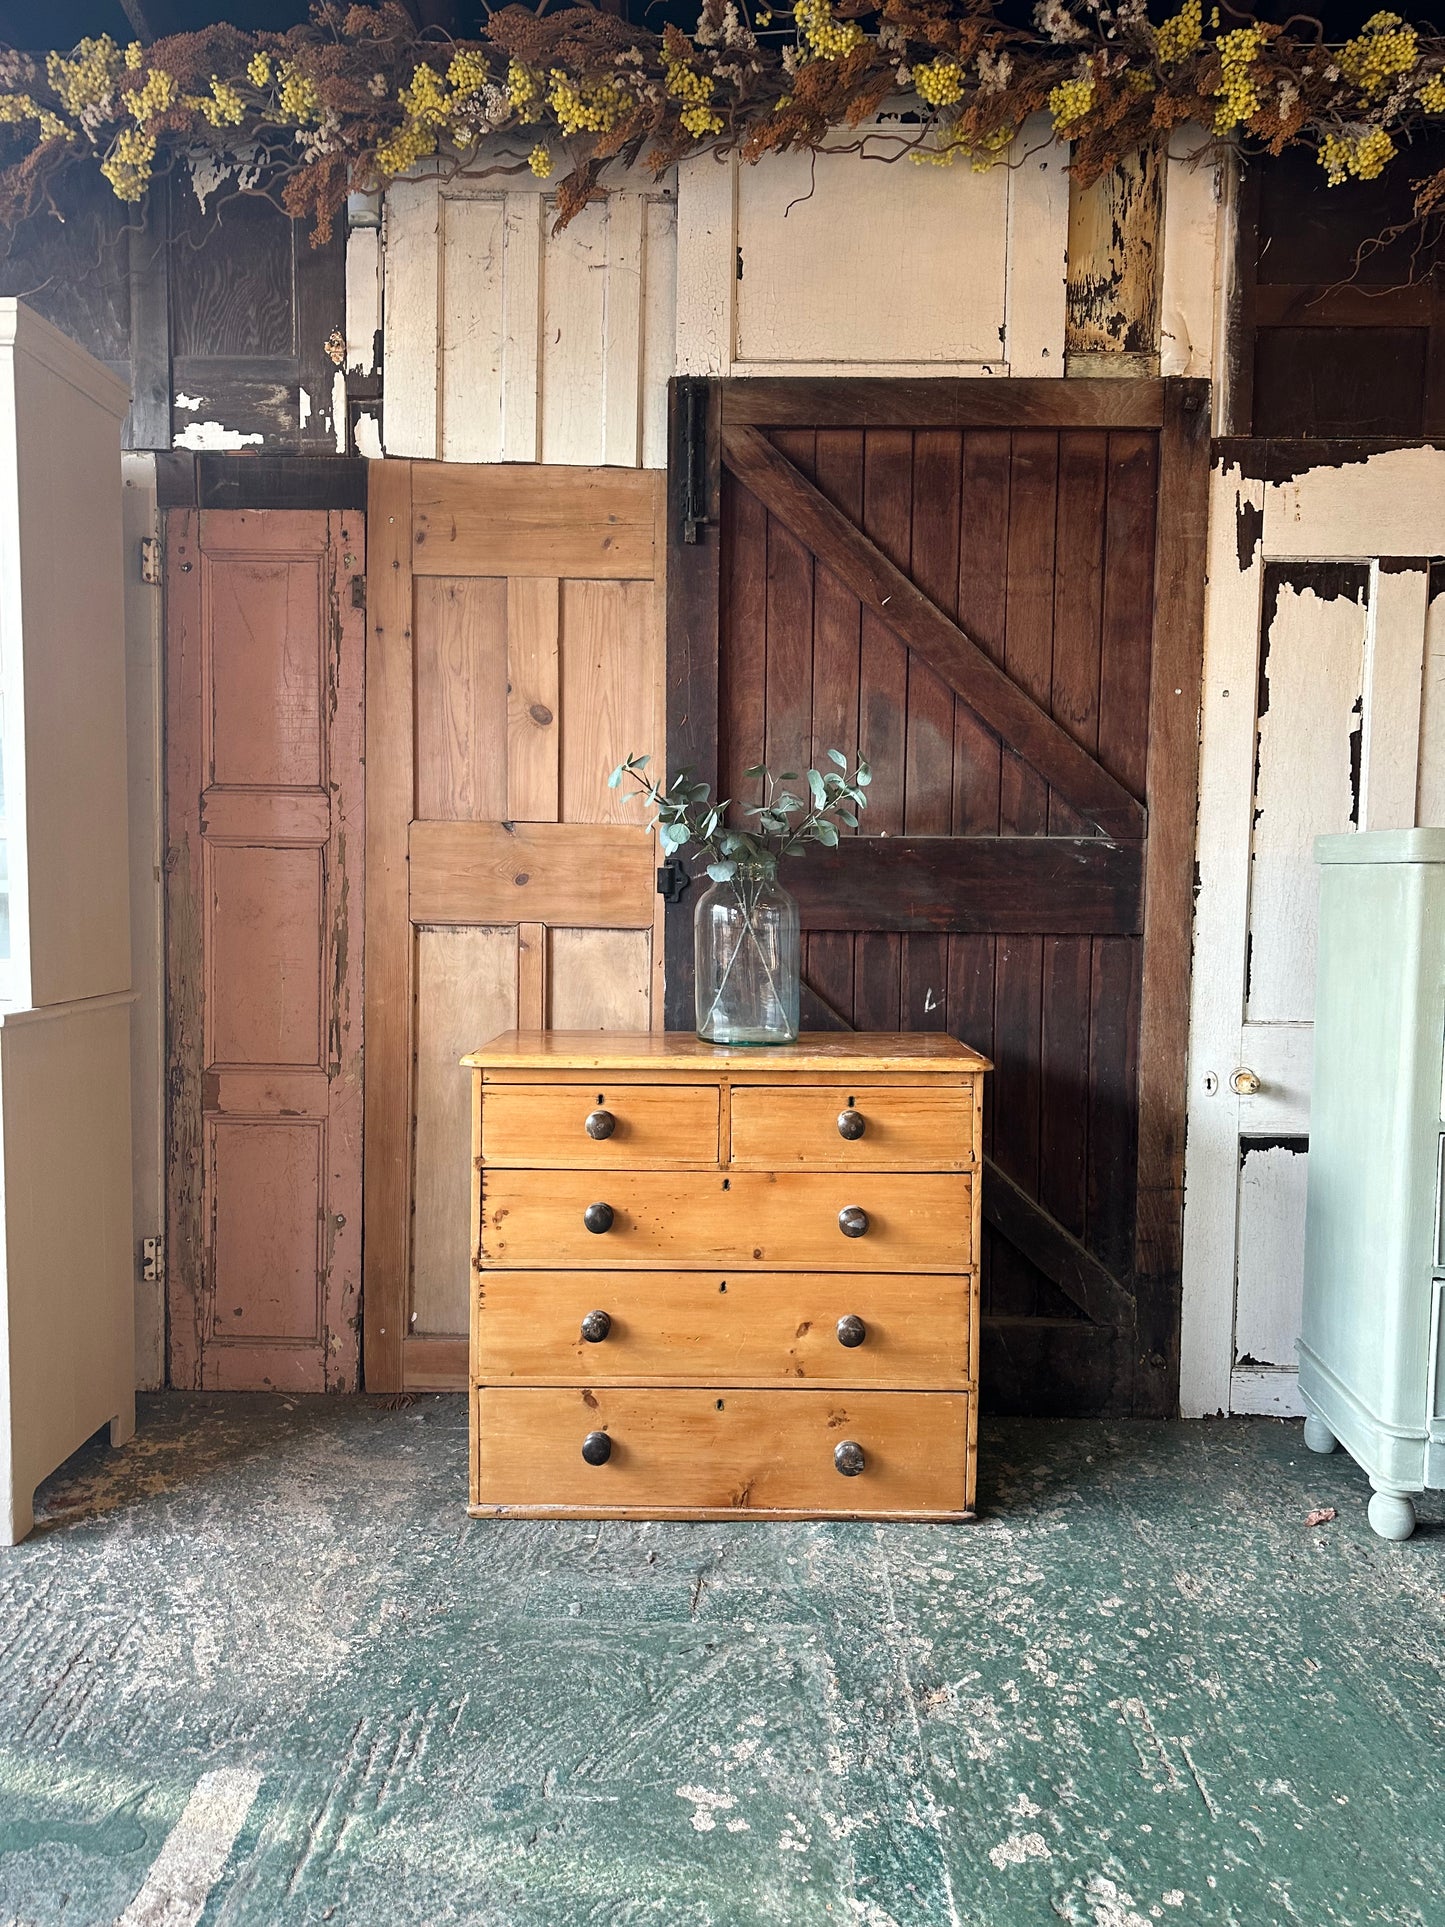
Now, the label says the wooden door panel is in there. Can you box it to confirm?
[366,462,667,1387]
[669,378,1208,1416]
[167,508,363,1392]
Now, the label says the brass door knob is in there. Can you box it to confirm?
[1230,1068,1261,1096]
[838,1206,869,1238]
[580,1310,612,1343]
[837,1109,866,1140]
[581,1431,612,1465]
[834,1440,866,1476]
[585,1109,616,1140]
[836,1314,867,1348]
[583,1202,615,1234]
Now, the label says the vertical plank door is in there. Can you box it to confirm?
[668,379,1208,1418]
[366,462,667,1393]
[1182,445,1445,1418]
[166,510,364,1390]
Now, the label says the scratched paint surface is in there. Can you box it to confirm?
[1,1399,1442,1926]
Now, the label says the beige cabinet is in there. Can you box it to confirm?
[0,302,133,1544]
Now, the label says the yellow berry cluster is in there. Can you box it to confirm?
[375,117,436,174]
[547,70,632,136]
[528,142,551,177]
[1154,0,1202,66]
[129,67,176,122]
[278,60,320,125]
[664,53,723,136]
[1319,125,1395,184]
[447,50,489,101]
[507,60,544,123]
[1048,72,1095,132]
[247,52,272,89]
[197,78,246,127]
[101,126,155,199]
[1213,24,1265,133]
[914,58,964,108]
[794,0,864,62]
[1339,13,1419,99]
[46,36,122,115]
[398,63,448,127]
[1420,71,1445,112]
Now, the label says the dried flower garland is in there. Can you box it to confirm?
[1,3,1444,241]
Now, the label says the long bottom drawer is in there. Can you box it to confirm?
[471,1387,975,1519]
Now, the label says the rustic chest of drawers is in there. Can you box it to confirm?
[464,1031,988,1521]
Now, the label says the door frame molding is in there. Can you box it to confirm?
[666,375,1210,1414]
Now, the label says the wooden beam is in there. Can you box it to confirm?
[1133,377,1211,1416]
[409,820,656,926]
[362,459,414,1394]
[789,836,1143,936]
[721,377,1167,430]
[413,464,657,579]
[981,1159,1135,1329]
[722,426,1146,840]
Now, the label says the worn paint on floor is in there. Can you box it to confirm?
[1,1399,1442,1926]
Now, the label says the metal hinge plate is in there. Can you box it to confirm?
[140,535,162,585]
[657,861,692,904]
[141,1234,164,1283]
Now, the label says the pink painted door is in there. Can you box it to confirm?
[166,509,364,1390]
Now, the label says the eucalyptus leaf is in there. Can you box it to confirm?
[827,748,847,768]
[706,860,737,882]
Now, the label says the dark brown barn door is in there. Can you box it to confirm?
[666,379,1207,1416]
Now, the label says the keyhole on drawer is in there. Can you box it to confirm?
[716,1399,725,1410]
[718,1280,727,1293]
[722,1177,731,1190]
[596,1093,605,1105]
[847,1094,855,1106]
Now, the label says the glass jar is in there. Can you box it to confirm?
[694,865,800,1045]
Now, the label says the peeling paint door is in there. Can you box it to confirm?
[1181,448,1445,1418]
[166,510,364,1390]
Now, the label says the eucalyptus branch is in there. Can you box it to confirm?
[607,749,871,883]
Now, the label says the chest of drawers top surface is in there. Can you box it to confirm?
[463,1031,991,1075]
[467,1030,986,1523]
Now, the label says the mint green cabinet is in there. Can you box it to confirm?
[1301,829,1445,1540]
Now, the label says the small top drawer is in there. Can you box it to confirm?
[480,1082,720,1168]
[730,1084,974,1169]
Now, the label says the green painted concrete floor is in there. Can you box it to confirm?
[1,1400,1443,1927]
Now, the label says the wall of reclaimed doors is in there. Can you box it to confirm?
[666,377,1209,1417]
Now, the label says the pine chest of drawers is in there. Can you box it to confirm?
[464,1031,988,1521]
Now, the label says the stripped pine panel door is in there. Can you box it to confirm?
[1181,447,1445,1418]
[668,379,1208,1417]
[366,461,666,1392]
[166,510,364,1390]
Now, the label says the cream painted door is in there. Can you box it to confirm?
[1180,448,1445,1417]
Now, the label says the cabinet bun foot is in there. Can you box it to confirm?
[1302,1416,1337,1455]
[1367,1489,1416,1541]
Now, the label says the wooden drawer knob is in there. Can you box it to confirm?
[583,1201,615,1234]
[580,1309,612,1343]
[585,1108,616,1140]
[581,1430,612,1465]
[837,1108,866,1140]
[836,1314,867,1348]
[834,1440,866,1476]
[838,1205,869,1238]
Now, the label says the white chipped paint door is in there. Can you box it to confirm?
[1181,448,1445,1418]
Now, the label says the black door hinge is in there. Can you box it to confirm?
[680,379,709,546]
[657,860,692,904]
